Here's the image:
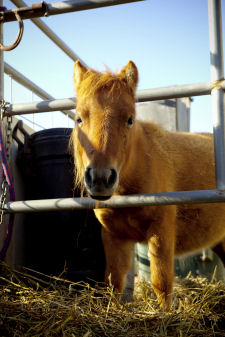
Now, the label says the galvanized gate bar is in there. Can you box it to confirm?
[0,2,47,22]
[0,0,225,216]
[4,63,75,119]
[136,81,224,102]
[208,0,225,190]
[10,0,87,67]
[4,97,76,116]
[0,0,145,23]
[3,189,225,213]
[5,80,225,116]
[47,0,144,16]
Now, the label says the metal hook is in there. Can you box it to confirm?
[0,9,24,51]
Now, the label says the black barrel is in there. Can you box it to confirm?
[17,127,105,283]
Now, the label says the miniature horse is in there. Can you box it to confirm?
[70,60,225,309]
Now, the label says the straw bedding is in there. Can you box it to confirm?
[0,263,225,337]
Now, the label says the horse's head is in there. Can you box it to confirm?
[71,60,138,200]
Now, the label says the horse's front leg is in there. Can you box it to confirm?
[148,211,175,309]
[101,227,134,300]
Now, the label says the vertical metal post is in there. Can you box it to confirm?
[31,91,35,130]
[9,76,12,102]
[208,0,225,190]
[0,0,4,101]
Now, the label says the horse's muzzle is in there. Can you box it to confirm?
[84,166,118,199]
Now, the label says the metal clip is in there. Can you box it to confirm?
[0,99,9,120]
[0,99,5,121]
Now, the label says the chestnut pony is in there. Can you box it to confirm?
[70,60,225,309]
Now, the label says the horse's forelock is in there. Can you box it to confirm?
[76,69,132,99]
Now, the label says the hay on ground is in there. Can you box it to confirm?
[0,262,225,337]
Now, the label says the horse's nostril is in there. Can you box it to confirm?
[84,167,92,187]
[107,168,117,187]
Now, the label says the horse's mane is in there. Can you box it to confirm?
[76,68,132,98]
[69,128,85,195]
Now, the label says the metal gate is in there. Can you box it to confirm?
[0,1,224,215]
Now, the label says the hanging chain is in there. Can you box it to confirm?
[0,179,7,224]
[5,115,12,161]
[0,99,11,224]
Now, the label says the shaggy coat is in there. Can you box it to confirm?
[70,60,225,309]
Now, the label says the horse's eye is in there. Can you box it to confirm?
[126,116,133,128]
[76,116,83,126]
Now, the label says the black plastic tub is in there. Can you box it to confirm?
[17,127,105,284]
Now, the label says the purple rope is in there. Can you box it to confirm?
[0,126,15,260]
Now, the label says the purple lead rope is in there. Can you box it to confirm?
[0,126,15,260]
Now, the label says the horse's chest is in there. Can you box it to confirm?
[94,207,158,242]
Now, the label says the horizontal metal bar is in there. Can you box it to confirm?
[1,0,144,23]
[5,80,225,116]
[3,190,225,213]
[136,81,219,102]
[10,0,88,67]
[47,0,144,16]
[0,2,47,22]
[4,97,76,116]
[4,63,75,119]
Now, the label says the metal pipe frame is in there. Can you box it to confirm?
[4,80,225,116]
[3,190,225,213]
[47,0,144,16]
[4,97,76,116]
[4,63,75,119]
[1,0,145,22]
[208,0,225,191]
[9,0,87,67]
[136,80,225,102]
[0,0,225,214]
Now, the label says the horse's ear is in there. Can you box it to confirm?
[74,60,88,90]
[120,60,138,94]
